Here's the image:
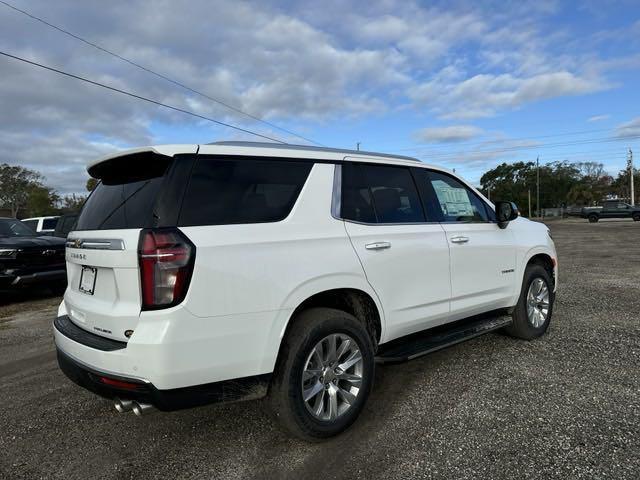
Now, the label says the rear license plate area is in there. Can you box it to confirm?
[79,266,97,295]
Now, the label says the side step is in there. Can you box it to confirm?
[375,313,513,364]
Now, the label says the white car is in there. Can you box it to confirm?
[21,215,60,235]
[54,141,557,440]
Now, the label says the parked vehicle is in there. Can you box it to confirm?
[0,217,66,292]
[54,142,558,440]
[581,200,640,222]
[53,213,79,238]
[21,216,60,235]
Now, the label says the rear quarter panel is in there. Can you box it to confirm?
[179,163,378,375]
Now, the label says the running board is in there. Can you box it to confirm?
[375,314,513,364]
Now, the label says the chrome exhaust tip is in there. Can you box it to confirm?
[114,398,134,413]
[132,402,155,417]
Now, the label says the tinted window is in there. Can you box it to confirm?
[426,171,489,222]
[341,163,425,223]
[42,218,58,230]
[75,177,166,230]
[0,219,37,237]
[178,158,312,226]
[21,219,38,231]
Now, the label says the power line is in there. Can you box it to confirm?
[389,126,622,152]
[0,50,287,143]
[404,134,640,160]
[0,0,323,147]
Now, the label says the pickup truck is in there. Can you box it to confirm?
[581,201,640,222]
[0,217,66,292]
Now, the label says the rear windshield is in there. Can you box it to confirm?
[178,157,313,226]
[75,178,165,231]
[75,152,173,231]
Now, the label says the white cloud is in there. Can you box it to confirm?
[588,114,610,122]
[614,117,640,138]
[410,71,607,120]
[416,125,484,143]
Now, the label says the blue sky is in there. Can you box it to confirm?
[1,0,639,193]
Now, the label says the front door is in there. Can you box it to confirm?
[414,169,517,317]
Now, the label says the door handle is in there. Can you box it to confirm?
[365,241,391,250]
[450,236,469,244]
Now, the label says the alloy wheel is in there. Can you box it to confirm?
[301,333,363,422]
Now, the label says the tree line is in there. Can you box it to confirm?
[479,160,638,215]
[0,164,96,218]
[1,160,636,219]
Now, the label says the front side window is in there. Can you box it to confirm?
[426,171,489,223]
[178,157,313,226]
[21,219,38,232]
[341,163,426,223]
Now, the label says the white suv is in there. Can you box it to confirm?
[54,141,557,440]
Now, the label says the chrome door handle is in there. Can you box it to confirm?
[365,241,391,250]
[450,236,469,244]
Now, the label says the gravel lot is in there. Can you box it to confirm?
[1,219,639,480]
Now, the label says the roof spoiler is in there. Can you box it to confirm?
[87,145,199,180]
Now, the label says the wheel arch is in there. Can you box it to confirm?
[287,288,382,346]
[265,284,384,375]
[525,252,556,289]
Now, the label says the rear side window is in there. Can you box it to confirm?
[178,157,313,226]
[341,163,425,223]
[42,218,58,230]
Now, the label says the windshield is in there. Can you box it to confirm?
[0,219,37,237]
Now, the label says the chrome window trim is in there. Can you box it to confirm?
[65,238,125,250]
[331,164,342,220]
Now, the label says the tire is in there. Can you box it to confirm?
[505,264,555,340]
[633,213,640,222]
[588,214,598,223]
[268,307,375,441]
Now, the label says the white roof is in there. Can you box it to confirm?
[87,141,446,172]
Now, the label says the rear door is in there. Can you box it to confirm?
[414,169,517,317]
[341,163,451,340]
[63,152,179,342]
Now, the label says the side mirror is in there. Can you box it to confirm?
[495,201,519,229]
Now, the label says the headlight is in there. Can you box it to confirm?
[547,230,553,240]
[0,249,18,259]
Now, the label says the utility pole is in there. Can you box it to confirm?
[629,149,635,205]
[536,156,540,219]
[487,185,491,202]
[528,189,532,218]
[356,142,360,151]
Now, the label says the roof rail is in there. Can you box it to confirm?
[208,141,422,163]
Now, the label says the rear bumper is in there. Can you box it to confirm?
[0,269,66,288]
[54,315,270,411]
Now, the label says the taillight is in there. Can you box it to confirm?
[138,228,195,310]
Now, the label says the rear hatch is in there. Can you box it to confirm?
[64,149,187,342]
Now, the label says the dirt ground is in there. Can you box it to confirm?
[1,218,638,479]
